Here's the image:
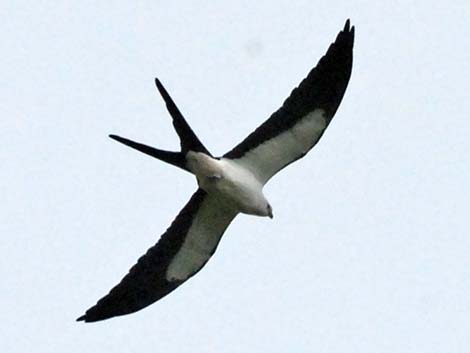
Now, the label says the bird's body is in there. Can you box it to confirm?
[187,152,271,217]
[78,20,355,322]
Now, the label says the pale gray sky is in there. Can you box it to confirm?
[2,1,470,352]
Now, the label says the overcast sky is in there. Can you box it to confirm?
[2,1,470,352]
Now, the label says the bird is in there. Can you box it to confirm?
[77,20,354,322]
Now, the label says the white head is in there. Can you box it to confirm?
[252,196,273,219]
[244,199,273,219]
[266,203,273,219]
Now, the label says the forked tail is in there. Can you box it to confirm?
[109,78,211,172]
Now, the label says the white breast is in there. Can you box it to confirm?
[186,152,268,216]
[216,158,268,216]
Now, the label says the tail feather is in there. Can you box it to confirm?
[108,78,212,171]
[154,78,211,155]
[109,135,189,172]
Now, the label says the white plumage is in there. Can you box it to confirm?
[78,20,354,322]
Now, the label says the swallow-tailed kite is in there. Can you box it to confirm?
[78,20,354,322]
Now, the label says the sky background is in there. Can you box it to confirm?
[2,1,470,352]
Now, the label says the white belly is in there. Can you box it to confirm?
[186,152,269,216]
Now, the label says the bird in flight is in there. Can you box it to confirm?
[78,20,354,322]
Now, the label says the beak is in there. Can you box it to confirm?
[268,211,273,219]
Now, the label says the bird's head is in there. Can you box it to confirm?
[266,203,273,219]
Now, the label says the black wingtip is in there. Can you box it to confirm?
[76,313,103,323]
[343,19,355,36]
[343,19,355,33]
[336,19,354,48]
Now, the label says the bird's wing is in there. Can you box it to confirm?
[223,20,354,184]
[77,189,238,322]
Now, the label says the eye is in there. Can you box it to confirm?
[267,204,273,219]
